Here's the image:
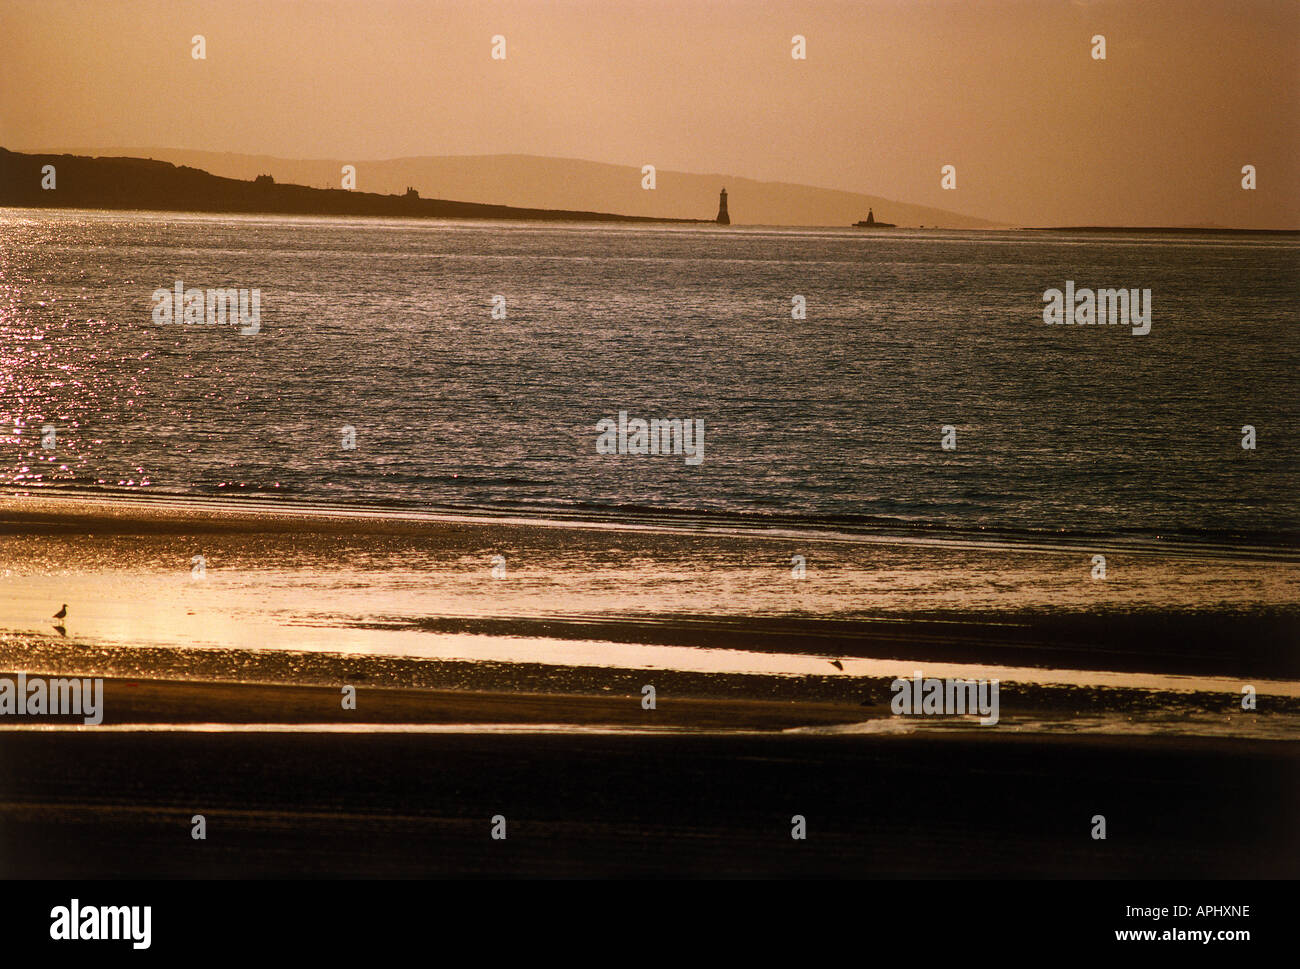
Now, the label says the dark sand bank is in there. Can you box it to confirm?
[0,669,879,729]
[2,727,1296,878]
[4,641,1300,721]
[390,612,1300,679]
[0,664,1296,878]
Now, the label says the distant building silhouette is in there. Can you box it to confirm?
[716,187,730,225]
[854,207,896,228]
[254,174,274,185]
[404,186,419,199]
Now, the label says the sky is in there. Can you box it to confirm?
[1,0,1296,227]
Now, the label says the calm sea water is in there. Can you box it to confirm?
[2,210,1297,544]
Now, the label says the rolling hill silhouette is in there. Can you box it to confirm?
[0,148,703,224]
[24,147,1004,228]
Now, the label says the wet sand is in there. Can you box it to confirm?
[3,721,1296,878]
[0,671,880,729]
[2,492,1298,679]
[1,492,1297,877]
[0,672,1296,877]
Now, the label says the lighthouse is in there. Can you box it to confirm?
[715,187,730,225]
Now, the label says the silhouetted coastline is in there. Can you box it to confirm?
[1024,225,1300,235]
[0,148,708,224]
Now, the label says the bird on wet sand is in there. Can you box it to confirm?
[828,659,843,671]
[52,604,67,621]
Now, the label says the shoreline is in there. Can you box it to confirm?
[4,488,1297,558]
[1023,225,1300,235]
[2,492,1298,685]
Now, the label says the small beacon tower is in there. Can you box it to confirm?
[716,187,730,225]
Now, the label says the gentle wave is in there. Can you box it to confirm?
[6,483,1297,560]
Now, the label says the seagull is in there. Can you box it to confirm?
[828,659,843,671]
[52,604,67,621]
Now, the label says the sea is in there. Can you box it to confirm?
[2,210,1300,738]
[3,209,1297,546]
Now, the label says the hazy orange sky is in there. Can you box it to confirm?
[2,0,1296,226]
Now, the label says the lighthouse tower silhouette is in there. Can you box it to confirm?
[715,188,730,225]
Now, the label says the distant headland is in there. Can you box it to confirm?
[20,148,1009,228]
[1022,225,1300,236]
[0,148,710,225]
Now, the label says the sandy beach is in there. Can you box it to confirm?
[2,685,1295,878]
[3,493,1297,673]
[0,492,1297,877]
